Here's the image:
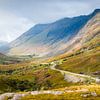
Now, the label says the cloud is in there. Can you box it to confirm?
[0,10,34,42]
[0,0,100,23]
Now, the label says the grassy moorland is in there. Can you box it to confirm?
[56,47,100,77]
[0,61,80,94]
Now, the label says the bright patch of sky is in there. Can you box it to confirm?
[0,0,100,42]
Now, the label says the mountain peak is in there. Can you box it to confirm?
[92,8,100,15]
[94,9,100,13]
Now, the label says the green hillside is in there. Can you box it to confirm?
[56,46,100,77]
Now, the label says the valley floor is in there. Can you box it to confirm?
[0,63,100,100]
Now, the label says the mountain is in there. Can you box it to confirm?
[55,9,100,55]
[3,9,100,57]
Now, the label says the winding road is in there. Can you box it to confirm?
[50,63,100,83]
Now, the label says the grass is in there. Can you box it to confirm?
[56,47,100,76]
[21,84,100,100]
[0,47,99,94]
[0,32,99,96]
[0,61,79,94]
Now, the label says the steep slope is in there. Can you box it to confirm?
[46,9,100,57]
[10,24,49,47]
[5,9,100,57]
[54,10,100,76]
[46,9,100,61]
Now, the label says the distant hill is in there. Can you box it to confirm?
[2,9,100,58]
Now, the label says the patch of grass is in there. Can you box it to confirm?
[56,47,100,76]
[21,85,100,100]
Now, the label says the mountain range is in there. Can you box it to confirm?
[0,9,100,58]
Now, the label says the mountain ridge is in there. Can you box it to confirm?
[1,9,100,57]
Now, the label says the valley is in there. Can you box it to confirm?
[0,56,100,99]
[0,9,100,100]
[0,45,100,99]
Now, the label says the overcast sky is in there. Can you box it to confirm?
[0,0,100,42]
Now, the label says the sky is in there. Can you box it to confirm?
[0,0,100,42]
